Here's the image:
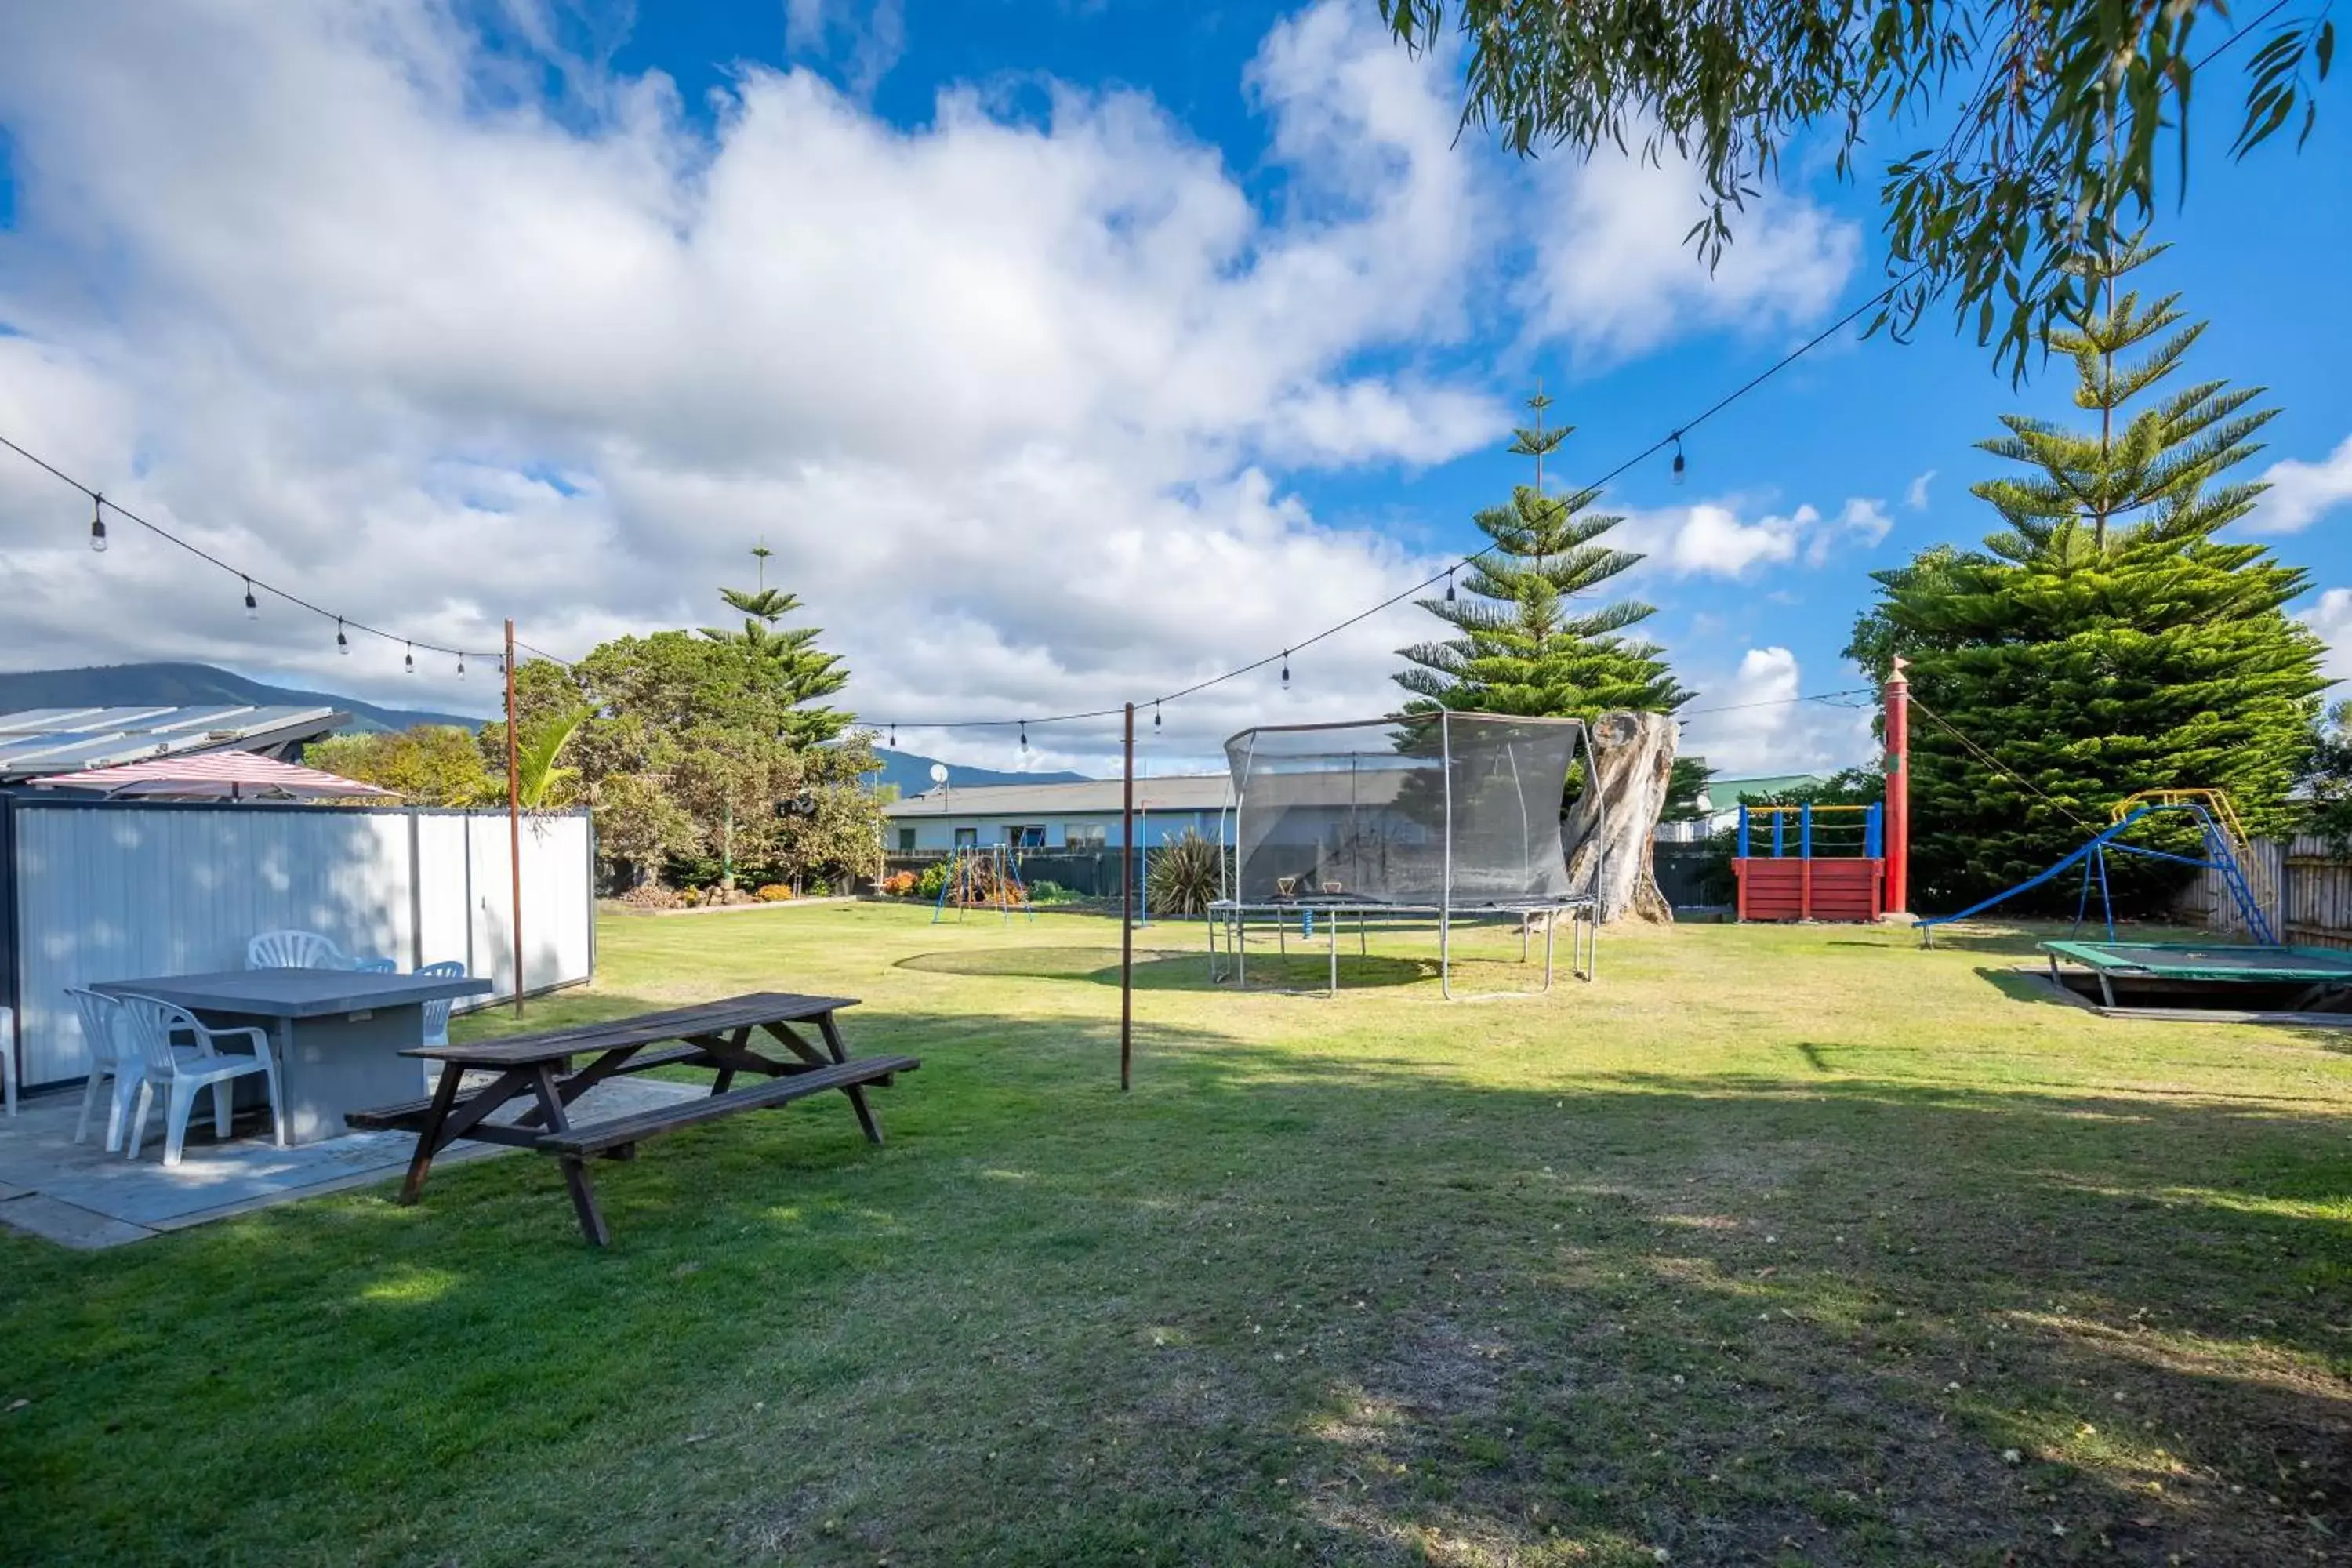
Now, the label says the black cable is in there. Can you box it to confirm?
[1,431,490,660]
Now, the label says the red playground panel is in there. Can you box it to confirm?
[1734,856,1884,922]
[1733,801,1886,924]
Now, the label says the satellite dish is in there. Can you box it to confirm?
[929,763,949,784]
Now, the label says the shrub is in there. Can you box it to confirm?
[915,862,951,900]
[1147,831,1224,917]
[755,884,793,902]
[808,878,832,897]
[880,870,920,897]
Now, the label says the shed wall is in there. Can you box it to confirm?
[6,801,592,1088]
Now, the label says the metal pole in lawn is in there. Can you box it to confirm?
[1121,701,1134,1092]
[505,618,524,1018]
[1884,655,1911,918]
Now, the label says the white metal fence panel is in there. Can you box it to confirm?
[9,804,592,1088]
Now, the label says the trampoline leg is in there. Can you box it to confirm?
[1329,925,1338,996]
[1238,910,1247,989]
[1542,915,1556,991]
[1359,912,1367,958]
[1439,906,1453,1001]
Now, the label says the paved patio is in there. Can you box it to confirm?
[0,1074,704,1250]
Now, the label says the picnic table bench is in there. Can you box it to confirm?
[347,992,918,1245]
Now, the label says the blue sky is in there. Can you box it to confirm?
[1,2,2346,777]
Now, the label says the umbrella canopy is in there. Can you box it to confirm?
[27,751,394,801]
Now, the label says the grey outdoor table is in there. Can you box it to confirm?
[93,971,493,1145]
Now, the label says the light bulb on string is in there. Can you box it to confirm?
[336,619,349,655]
[887,724,896,748]
[1152,702,1162,731]
[1670,431,1686,486]
[405,642,415,674]
[1445,568,1456,604]
[242,578,259,620]
[1280,650,1291,690]
[1018,720,1029,752]
[456,653,466,678]
[89,495,107,553]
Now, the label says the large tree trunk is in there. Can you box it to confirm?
[1564,710,1677,924]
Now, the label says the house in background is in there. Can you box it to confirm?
[884,775,1232,852]
[1655,770,1837,842]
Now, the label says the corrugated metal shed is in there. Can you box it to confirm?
[0,705,344,782]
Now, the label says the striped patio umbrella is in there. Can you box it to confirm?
[27,751,394,800]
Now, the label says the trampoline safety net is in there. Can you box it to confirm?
[1221,712,1589,908]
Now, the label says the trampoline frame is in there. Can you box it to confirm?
[1207,710,1606,1000]
[2042,938,2352,1011]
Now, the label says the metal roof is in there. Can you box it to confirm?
[884,775,1233,818]
[0,705,346,782]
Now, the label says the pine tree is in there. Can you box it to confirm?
[700,543,853,746]
[1847,244,2326,912]
[1396,387,1690,718]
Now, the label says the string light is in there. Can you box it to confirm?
[1280,650,1291,690]
[242,577,258,620]
[887,724,897,748]
[1670,431,1686,485]
[1152,701,1162,730]
[456,653,466,677]
[89,495,107,553]
[1018,720,1029,751]
[1445,568,1456,604]
[336,619,349,655]
[405,642,415,674]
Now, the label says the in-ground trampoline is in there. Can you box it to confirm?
[1207,710,1602,998]
[2042,939,2352,1017]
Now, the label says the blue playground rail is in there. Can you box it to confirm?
[1915,801,2275,947]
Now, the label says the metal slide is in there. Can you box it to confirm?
[1914,801,2276,948]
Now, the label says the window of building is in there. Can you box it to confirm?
[953,826,978,848]
[1007,824,1046,848]
[897,828,916,852]
[1065,823,1107,848]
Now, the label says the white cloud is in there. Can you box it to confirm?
[0,1,1502,768]
[785,0,908,98]
[0,2,1875,775]
[1613,494,1889,579]
[2247,435,2352,534]
[1519,139,1861,363]
[1904,470,1935,510]
[2297,587,2352,684]
[1679,646,1875,776]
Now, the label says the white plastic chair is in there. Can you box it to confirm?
[352,957,399,974]
[247,930,347,969]
[116,993,286,1166]
[414,961,467,1093]
[65,988,140,1148]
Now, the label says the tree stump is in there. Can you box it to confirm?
[1565,710,1678,924]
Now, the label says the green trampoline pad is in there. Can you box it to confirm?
[2042,941,2352,983]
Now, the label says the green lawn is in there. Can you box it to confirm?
[3,904,2349,1566]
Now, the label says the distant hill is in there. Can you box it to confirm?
[0,662,484,735]
[865,747,1091,795]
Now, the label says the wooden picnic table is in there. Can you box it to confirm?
[347,992,918,1245]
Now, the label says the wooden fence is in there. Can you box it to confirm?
[2170,833,2352,949]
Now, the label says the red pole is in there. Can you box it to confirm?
[505,619,525,1015]
[1120,703,1134,1092]
[1884,655,1911,917]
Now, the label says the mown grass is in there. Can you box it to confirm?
[2,903,2348,1566]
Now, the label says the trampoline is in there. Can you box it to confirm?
[1207,711,1602,998]
[2042,940,2352,1013]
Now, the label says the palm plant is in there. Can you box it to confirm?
[1147,830,1225,918]
[516,704,593,810]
